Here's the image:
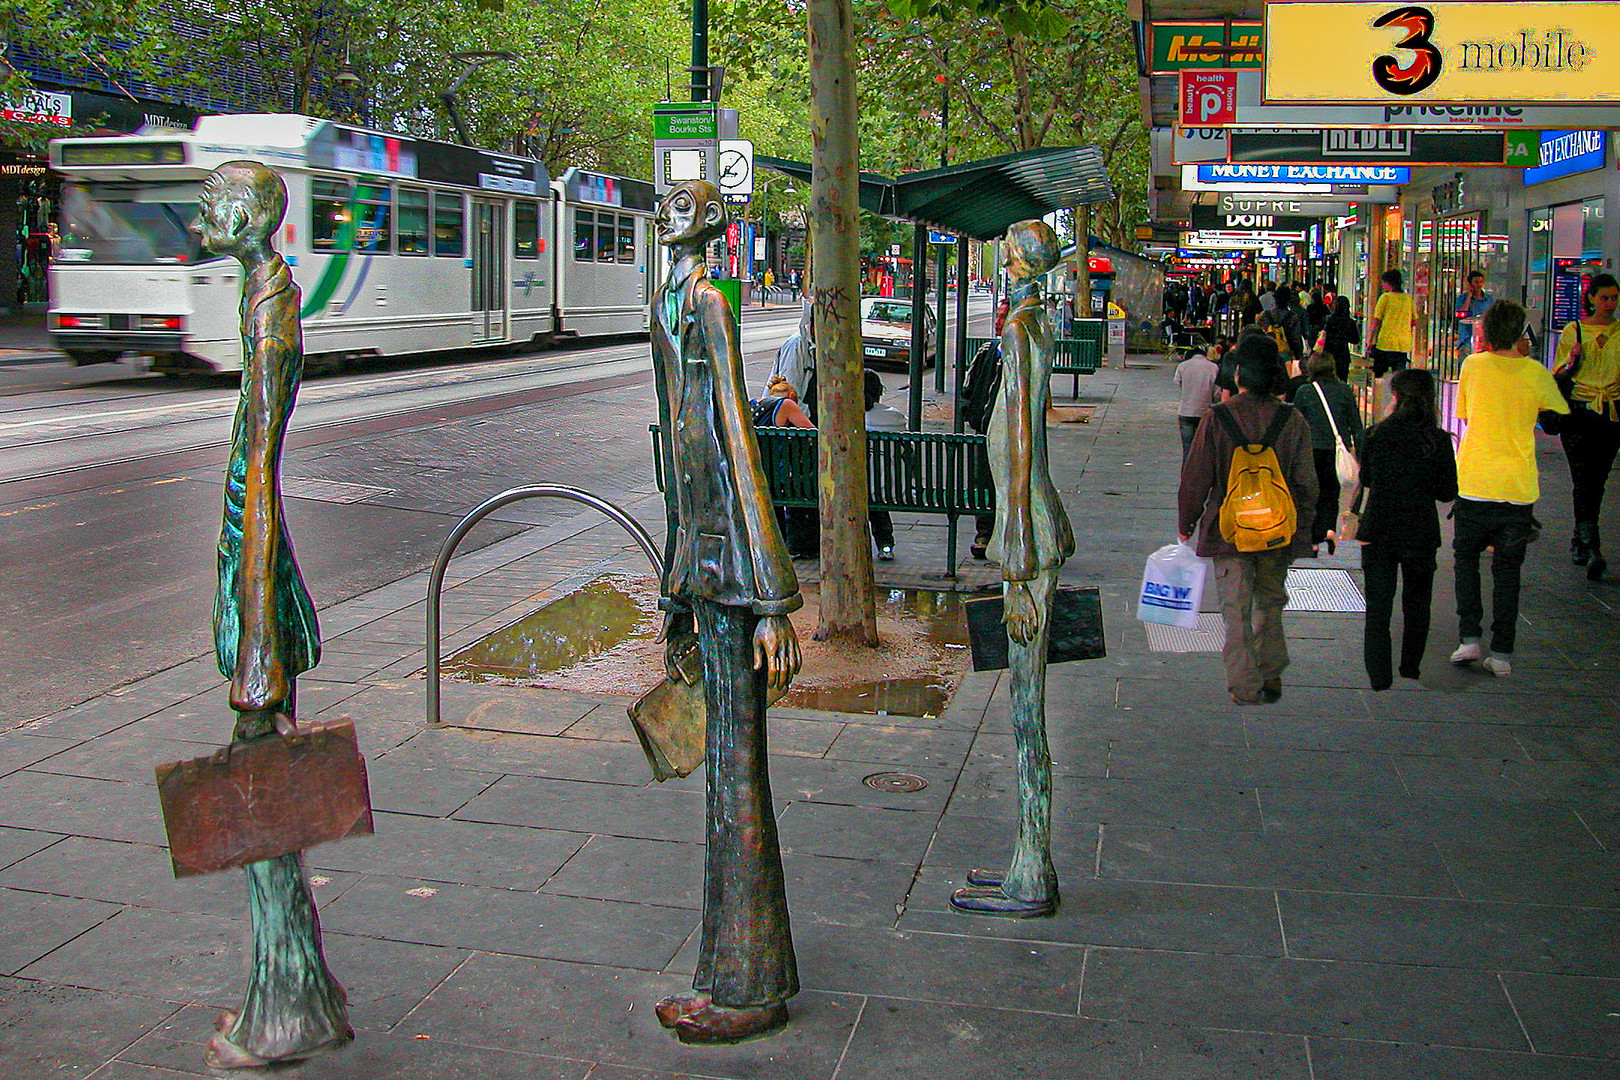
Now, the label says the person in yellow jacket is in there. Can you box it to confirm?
[1553,272,1620,579]
[1366,269,1416,378]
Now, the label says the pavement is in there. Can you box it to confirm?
[2,351,1619,1079]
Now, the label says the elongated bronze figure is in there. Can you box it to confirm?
[649,180,804,1043]
[952,220,1074,918]
[195,161,351,1067]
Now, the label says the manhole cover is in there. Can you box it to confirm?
[863,771,929,793]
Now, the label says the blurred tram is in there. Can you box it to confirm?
[47,114,659,373]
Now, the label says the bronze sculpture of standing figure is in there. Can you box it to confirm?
[648,180,804,1043]
[952,220,1074,918]
[194,160,351,1067]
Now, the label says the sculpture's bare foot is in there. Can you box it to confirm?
[950,885,1057,918]
[203,1009,350,1069]
[655,990,712,1029]
[673,1000,790,1044]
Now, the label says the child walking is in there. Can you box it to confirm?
[1355,369,1458,689]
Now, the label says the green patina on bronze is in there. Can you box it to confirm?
[196,160,351,1069]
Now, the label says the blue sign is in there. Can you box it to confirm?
[1197,163,1410,185]
[928,230,958,245]
[1524,130,1607,186]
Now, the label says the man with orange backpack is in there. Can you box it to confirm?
[1178,334,1317,705]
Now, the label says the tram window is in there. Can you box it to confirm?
[397,188,429,255]
[434,193,464,257]
[574,209,594,261]
[596,217,616,262]
[312,179,352,251]
[353,183,391,252]
[514,201,539,259]
[617,217,636,264]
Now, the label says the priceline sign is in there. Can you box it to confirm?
[1523,130,1607,185]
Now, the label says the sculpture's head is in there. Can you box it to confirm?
[656,180,726,250]
[195,161,287,259]
[1003,220,1060,283]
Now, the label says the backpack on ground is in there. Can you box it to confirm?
[1212,405,1297,552]
[960,339,1003,433]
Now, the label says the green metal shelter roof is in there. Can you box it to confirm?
[756,146,1115,241]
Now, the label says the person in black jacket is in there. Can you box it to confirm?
[1322,296,1362,383]
[1355,368,1459,690]
[1290,353,1365,553]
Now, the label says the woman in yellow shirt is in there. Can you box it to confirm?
[1366,269,1417,378]
[1554,272,1620,579]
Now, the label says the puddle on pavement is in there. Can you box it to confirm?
[443,576,972,718]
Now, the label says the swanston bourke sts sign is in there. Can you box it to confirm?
[1263,1,1620,104]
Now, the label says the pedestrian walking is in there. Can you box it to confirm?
[1173,343,1219,461]
[1305,286,1330,343]
[1322,296,1362,383]
[1552,272,1620,580]
[864,369,905,561]
[1355,369,1458,689]
[1366,269,1416,378]
[1453,270,1491,360]
[1179,334,1317,706]
[1450,299,1569,678]
[1291,353,1364,554]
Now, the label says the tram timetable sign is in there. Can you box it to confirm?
[1263,1,1620,104]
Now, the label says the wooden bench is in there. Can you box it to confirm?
[650,424,993,576]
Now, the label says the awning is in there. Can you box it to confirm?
[757,145,1115,241]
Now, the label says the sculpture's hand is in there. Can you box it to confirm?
[658,611,700,684]
[1004,581,1040,645]
[753,615,801,698]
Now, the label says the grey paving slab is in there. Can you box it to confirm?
[1498,972,1620,1060]
[834,996,1311,1080]
[18,691,186,741]
[924,811,1102,869]
[0,772,166,845]
[319,874,696,969]
[379,727,654,786]
[1283,883,1620,975]
[1113,677,1372,721]
[790,922,1084,1012]
[1107,743,1409,791]
[92,690,230,744]
[0,975,181,1080]
[774,801,938,862]
[0,733,80,778]
[780,852,923,930]
[1307,1037,1617,1079]
[15,905,237,1004]
[25,730,220,787]
[1098,823,1460,897]
[0,887,121,975]
[1245,716,1529,757]
[1435,840,1620,907]
[0,836,357,919]
[305,812,588,890]
[116,1003,593,1078]
[456,774,707,844]
[1259,789,1602,850]
[767,757,956,813]
[557,704,643,743]
[365,760,500,818]
[541,835,704,910]
[900,867,1284,954]
[0,824,66,871]
[404,952,859,1080]
[962,729,1113,778]
[1080,947,1528,1049]
[948,767,1264,831]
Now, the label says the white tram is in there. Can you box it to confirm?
[46,114,659,373]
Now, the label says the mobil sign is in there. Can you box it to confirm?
[1180,70,1238,126]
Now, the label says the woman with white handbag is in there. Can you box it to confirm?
[1288,352,1364,555]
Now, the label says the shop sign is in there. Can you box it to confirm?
[1172,127,1230,164]
[1184,229,1307,247]
[1197,163,1411,185]
[2,89,71,127]
[1191,204,1320,232]
[0,152,48,177]
[1523,129,1606,185]
[1228,129,1505,166]
[1150,22,1264,72]
[1179,71,1238,126]
[1264,1,1620,105]
[1217,195,1355,216]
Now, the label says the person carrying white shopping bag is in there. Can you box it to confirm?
[1138,541,1209,629]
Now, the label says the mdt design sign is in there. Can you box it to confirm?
[1264,2,1620,104]
[1229,128,1505,165]
[1149,22,1264,72]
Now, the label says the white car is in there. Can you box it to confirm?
[860,296,936,369]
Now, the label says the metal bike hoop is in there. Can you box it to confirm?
[425,485,663,726]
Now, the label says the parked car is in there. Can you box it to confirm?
[860,296,935,369]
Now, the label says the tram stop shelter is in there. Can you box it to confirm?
[758,146,1116,429]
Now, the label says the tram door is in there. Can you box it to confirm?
[470,199,507,343]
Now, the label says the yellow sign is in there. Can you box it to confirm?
[1264,1,1620,104]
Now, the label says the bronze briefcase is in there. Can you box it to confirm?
[155,719,374,878]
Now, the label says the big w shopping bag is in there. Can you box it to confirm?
[1137,542,1208,629]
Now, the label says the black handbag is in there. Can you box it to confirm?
[1555,322,1585,403]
